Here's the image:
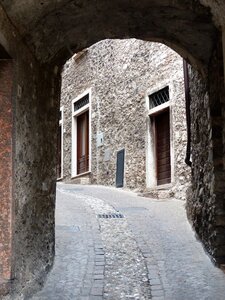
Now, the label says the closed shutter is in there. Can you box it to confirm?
[155,110,171,185]
[116,149,125,188]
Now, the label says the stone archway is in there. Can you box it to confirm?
[0,44,13,296]
[0,0,218,71]
[0,0,225,297]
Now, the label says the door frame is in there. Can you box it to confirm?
[145,83,175,188]
[57,106,64,180]
[71,88,92,178]
[76,110,89,175]
[154,108,171,185]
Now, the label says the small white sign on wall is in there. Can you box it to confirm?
[104,149,111,162]
[97,132,104,147]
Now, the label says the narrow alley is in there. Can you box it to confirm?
[31,184,225,300]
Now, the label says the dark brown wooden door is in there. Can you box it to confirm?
[155,110,171,185]
[77,111,89,175]
[57,124,62,178]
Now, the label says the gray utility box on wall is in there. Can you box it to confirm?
[116,149,125,188]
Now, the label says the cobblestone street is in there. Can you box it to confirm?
[32,184,225,300]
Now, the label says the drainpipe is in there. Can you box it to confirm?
[222,29,225,85]
[183,59,192,167]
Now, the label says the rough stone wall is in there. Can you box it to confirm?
[209,41,225,263]
[0,6,60,298]
[187,66,214,252]
[187,38,225,264]
[61,39,190,197]
[12,62,59,299]
[0,60,13,295]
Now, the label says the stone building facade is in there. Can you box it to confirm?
[60,39,191,199]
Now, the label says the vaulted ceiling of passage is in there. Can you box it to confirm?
[0,0,219,68]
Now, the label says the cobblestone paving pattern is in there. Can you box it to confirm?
[60,184,225,300]
[31,187,104,300]
[31,183,225,300]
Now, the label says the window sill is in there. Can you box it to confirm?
[156,183,172,190]
[71,171,91,179]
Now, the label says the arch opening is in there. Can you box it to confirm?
[48,36,225,299]
[0,0,225,297]
[56,34,225,264]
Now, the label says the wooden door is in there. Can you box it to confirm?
[57,124,62,178]
[155,110,171,185]
[77,111,89,175]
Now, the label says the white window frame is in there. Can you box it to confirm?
[71,88,92,178]
[57,106,64,180]
[145,82,175,188]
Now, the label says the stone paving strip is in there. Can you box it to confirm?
[85,195,152,300]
